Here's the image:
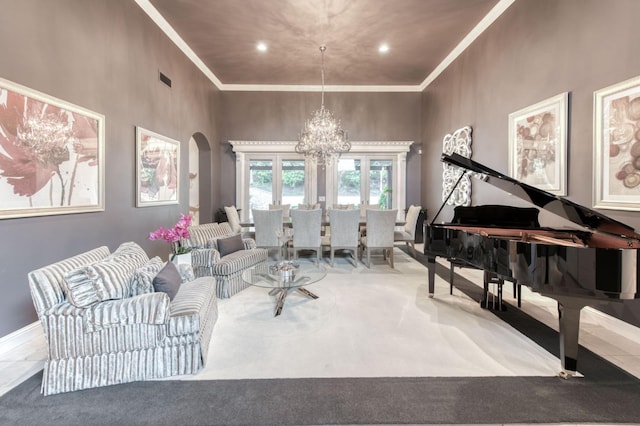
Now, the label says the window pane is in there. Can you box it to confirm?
[281,160,305,207]
[249,160,273,216]
[337,158,361,206]
[369,160,393,208]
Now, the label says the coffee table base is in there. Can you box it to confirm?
[272,287,319,316]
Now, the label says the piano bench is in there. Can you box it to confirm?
[448,259,521,309]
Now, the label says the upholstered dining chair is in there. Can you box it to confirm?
[224,205,242,234]
[394,205,422,257]
[360,209,398,268]
[297,203,320,210]
[323,208,361,267]
[253,208,284,259]
[269,203,290,217]
[290,208,322,264]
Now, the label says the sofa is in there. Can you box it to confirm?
[28,241,218,395]
[187,222,269,298]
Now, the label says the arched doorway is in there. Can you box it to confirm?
[189,132,212,224]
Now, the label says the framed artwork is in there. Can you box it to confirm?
[136,126,180,207]
[0,77,105,219]
[594,75,640,211]
[508,92,568,196]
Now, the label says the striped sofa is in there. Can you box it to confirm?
[28,242,218,395]
[188,222,268,298]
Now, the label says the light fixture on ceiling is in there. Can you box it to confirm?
[256,42,267,52]
[378,43,389,54]
[295,45,350,166]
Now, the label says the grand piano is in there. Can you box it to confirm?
[425,153,640,377]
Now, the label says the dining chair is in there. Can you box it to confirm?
[253,208,284,260]
[394,205,422,257]
[290,208,322,264]
[224,205,242,234]
[333,203,354,210]
[297,203,320,210]
[323,208,361,267]
[360,209,398,268]
[269,203,290,217]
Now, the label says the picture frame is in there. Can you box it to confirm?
[508,92,568,196]
[594,75,640,211]
[136,126,180,207]
[0,77,105,219]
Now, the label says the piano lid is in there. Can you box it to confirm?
[442,152,640,240]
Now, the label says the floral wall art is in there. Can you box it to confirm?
[0,77,104,219]
[136,126,180,207]
[594,75,640,211]
[508,92,568,196]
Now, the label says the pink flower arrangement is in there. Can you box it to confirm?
[149,213,193,255]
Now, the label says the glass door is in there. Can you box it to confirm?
[245,155,308,219]
[333,156,395,209]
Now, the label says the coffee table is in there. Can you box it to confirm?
[242,261,327,316]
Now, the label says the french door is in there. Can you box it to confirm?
[244,154,310,220]
[330,155,397,209]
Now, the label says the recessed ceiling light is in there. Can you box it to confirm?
[256,42,268,52]
[378,43,389,54]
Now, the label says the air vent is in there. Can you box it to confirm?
[159,71,172,88]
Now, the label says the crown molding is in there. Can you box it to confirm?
[136,0,516,93]
[229,140,413,154]
[419,0,517,91]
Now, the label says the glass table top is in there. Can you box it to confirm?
[242,261,327,290]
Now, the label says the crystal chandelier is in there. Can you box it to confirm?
[295,45,350,166]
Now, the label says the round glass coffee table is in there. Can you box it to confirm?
[242,261,327,316]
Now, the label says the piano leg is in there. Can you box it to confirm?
[427,256,436,297]
[555,296,584,377]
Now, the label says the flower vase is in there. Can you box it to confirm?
[170,251,193,282]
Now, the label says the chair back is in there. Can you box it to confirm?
[333,203,354,210]
[253,209,283,247]
[359,204,379,218]
[291,209,322,247]
[365,209,397,247]
[404,205,422,238]
[329,208,360,247]
[297,203,320,210]
[224,205,242,234]
[269,203,290,217]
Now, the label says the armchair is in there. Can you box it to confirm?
[187,222,268,298]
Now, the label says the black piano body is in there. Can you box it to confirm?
[425,153,640,376]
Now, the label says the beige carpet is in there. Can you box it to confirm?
[178,248,560,381]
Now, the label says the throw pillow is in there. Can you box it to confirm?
[62,242,151,308]
[217,234,244,257]
[130,256,165,296]
[152,261,182,300]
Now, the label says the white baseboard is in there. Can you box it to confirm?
[0,322,43,357]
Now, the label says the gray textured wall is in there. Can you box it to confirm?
[219,91,422,207]
[421,0,640,326]
[0,0,221,337]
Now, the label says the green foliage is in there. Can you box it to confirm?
[282,170,305,188]
[378,187,392,209]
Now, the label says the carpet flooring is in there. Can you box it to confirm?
[2,249,640,425]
